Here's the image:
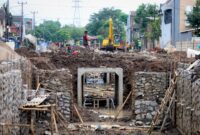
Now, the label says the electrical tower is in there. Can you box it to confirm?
[72,0,81,27]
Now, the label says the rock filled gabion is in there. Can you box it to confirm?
[0,60,27,134]
[37,69,72,121]
[176,62,200,135]
[133,72,167,125]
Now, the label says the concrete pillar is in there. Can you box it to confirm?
[78,72,83,107]
[115,73,119,105]
[106,73,110,84]
[116,71,123,107]
[83,74,86,84]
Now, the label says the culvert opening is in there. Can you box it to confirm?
[77,68,123,109]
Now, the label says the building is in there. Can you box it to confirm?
[10,16,32,36]
[160,0,196,48]
[0,7,5,38]
[126,11,140,47]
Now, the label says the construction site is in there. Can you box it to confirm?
[0,42,199,135]
[1,0,200,134]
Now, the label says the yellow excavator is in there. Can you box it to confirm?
[101,18,121,51]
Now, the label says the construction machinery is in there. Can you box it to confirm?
[101,18,124,51]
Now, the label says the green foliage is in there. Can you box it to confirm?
[32,21,85,42]
[186,0,200,36]
[56,28,70,42]
[134,4,161,41]
[34,20,61,41]
[149,19,161,41]
[86,8,128,40]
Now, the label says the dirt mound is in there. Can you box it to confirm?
[15,47,39,58]
[0,43,20,61]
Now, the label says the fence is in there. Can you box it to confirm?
[176,41,200,51]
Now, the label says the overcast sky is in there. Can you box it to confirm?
[1,0,167,26]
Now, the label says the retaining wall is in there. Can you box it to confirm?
[0,59,29,134]
[37,69,72,121]
[133,72,167,125]
[176,63,200,135]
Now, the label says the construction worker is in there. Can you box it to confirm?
[83,31,89,48]
[138,40,141,51]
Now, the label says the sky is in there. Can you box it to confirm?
[1,0,167,26]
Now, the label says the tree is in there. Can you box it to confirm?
[64,25,85,40]
[34,20,61,41]
[86,8,128,41]
[186,0,200,36]
[56,28,70,42]
[31,21,85,42]
[134,4,161,47]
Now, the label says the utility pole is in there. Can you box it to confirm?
[5,0,10,42]
[18,1,27,44]
[31,11,37,34]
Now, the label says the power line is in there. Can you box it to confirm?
[18,1,27,43]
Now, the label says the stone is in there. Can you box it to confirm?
[141,78,145,81]
[135,121,144,126]
[135,100,142,106]
[68,124,77,131]
[151,111,157,116]
[136,92,144,97]
[145,83,150,86]
[145,122,151,125]
[135,109,141,114]
[150,101,158,107]
[136,115,141,121]
[147,106,154,111]
[146,113,152,120]
[145,101,151,106]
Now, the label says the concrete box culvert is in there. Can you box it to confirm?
[77,67,123,107]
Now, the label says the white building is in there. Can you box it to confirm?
[126,11,136,45]
[0,8,5,38]
[160,0,195,48]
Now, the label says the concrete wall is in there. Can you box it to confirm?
[0,20,5,37]
[160,0,172,48]
[133,72,167,125]
[0,59,28,134]
[160,0,193,47]
[176,63,200,135]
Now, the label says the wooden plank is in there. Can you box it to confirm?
[19,107,49,111]
[160,92,175,131]
[186,60,200,71]
[53,110,71,134]
[52,112,59,134]
[114,90,132,120]
[50,105,54,135]
[74,105,84,124]
[30,111,36,135]
[35,104,56,108]
[0,123,30,127]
